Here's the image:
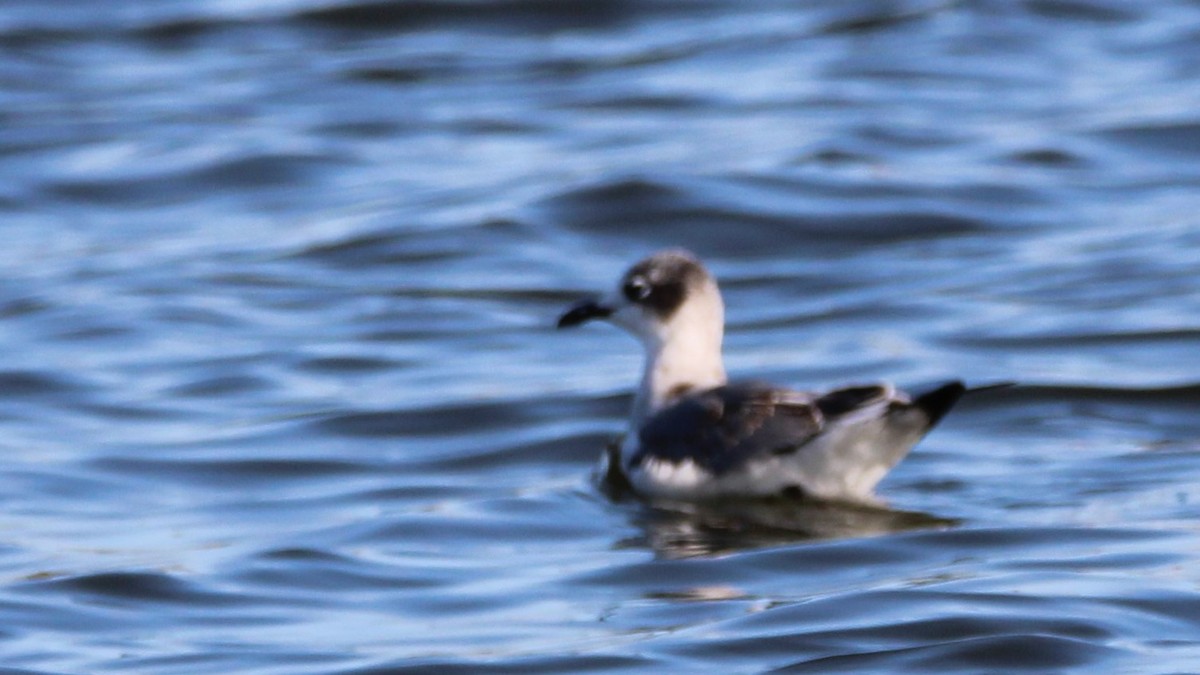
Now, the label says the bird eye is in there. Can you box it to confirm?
[623,276,652,302]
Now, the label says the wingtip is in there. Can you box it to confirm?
[965,381,1018,394]
[913,381,967,428]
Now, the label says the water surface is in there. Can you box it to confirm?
[1,0,1199,672]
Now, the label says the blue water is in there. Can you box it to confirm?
[2,0,1200,672]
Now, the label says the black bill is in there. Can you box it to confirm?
[557,298,613,328]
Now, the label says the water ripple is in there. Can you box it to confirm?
[1,0,1199,672]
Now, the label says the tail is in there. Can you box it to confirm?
[912,380,1016,428]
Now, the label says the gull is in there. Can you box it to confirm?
[557,248,968,503]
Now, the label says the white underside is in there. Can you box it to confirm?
[621,401,929,503]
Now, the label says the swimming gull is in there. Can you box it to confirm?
[557,248,967,502]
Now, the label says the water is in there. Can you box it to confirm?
[1,0,1199,671]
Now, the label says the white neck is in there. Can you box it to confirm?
[629,295,727,428]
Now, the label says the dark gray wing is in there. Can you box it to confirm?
[814,385,892,418]
[633,382,893,476]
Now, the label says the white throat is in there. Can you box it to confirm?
[628,287,727,427]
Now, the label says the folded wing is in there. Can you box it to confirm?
[629,382,946,500]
